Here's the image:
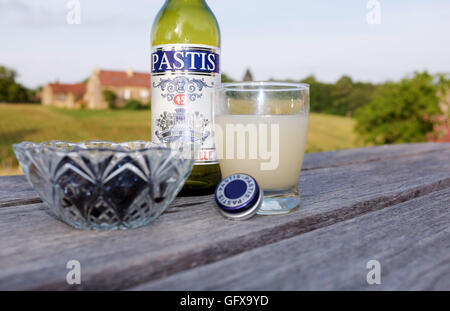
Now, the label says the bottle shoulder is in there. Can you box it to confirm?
[151,4,220,47]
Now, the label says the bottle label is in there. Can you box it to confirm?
[151,44,220,165]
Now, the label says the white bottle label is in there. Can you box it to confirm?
[151,44,220,165]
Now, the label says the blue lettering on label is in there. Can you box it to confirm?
[152,49,220,74]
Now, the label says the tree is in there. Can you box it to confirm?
[301,75,333,114]
[0,65,30,103]
[328,76,376,116]
[221,73,235,83]
[331,75,354,115]
[125,99,142,110]
[355,72,441,145]
[243,68,254,82]
[102,89,117,109]
[428,74,450,142]
[344,82,376,116]
[299,75,376,116]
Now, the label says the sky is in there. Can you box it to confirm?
[1,0,450,88]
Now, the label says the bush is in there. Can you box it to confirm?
[124,99,143,110]
[143,101,151,110]
[355,72,441,145]
[102,90,117,109]
[0,65,30,103]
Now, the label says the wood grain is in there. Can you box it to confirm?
[302,142,450,171]
[1,143,448,207]
[0,175,39,208]
[133,188,450,290]
[0,143,449,290]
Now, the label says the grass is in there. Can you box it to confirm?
[307,113,362,152]
[0,104,364,175]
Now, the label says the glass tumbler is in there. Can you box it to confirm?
[214,82,310,215]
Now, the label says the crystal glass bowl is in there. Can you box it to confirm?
[13,140,196,230]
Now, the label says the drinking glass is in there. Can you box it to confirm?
[214,82,310,215]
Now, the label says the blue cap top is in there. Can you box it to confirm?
[215,174,262,219]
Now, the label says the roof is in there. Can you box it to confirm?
[48,83,86,99]
[97,70,150,88]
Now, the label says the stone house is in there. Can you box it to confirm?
[41,82,86,109]
[84,68,151,109]
[41,68,151,109]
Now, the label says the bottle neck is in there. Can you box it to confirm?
[166,0,206,6]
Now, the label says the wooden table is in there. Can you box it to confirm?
[1,143,450,290]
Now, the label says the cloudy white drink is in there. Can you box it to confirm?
[215,114,309,190]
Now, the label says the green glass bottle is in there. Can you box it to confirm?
[151,0,221,196]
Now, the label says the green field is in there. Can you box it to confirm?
[0,104,363,175]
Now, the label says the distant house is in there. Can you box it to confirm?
[85,68,151,109]
[41,82,86,109]
[41,68,151,109]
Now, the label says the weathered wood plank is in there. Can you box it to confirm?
[1,143,448,207]
[133,188,450,290]
[0,175,39,208]
[0,144,449,290]
[302,142,450,171]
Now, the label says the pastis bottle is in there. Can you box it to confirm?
[151,0,221,195]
